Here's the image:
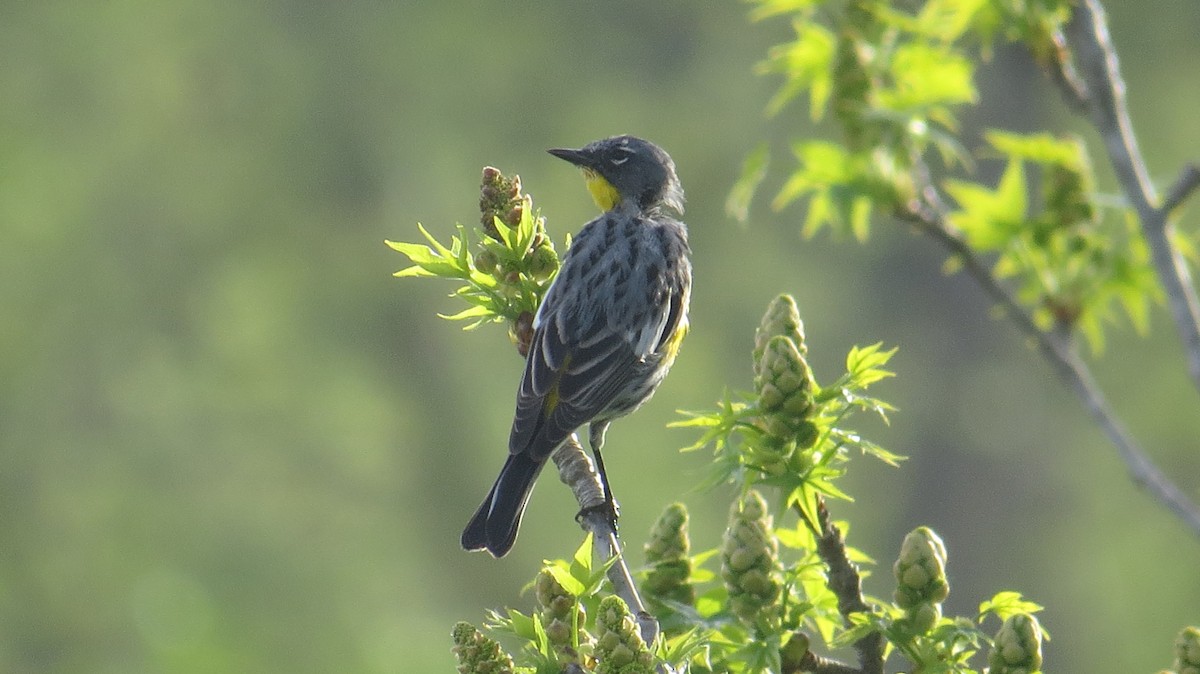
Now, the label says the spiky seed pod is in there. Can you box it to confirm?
[754,294,808,378]
[451,621,515,674]
[893,526,949,609]
[642,502,695,608]
[721,490,781,626]
[987,614,1044,674]
[1175,626,1200,674]
[594,596,655,674]
[535,569,586,662]
[756,335,818,444]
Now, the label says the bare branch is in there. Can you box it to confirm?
[897,178,1200,538]
[791,651,862,674]
[1163,163,1200,216]
[550,437,660,647]
[1059,0,1200,393]
[809,496,884,674]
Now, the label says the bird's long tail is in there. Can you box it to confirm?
[461,453,544,557]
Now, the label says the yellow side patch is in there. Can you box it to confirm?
[583,169,620,211]
[660,318,689,367]
[543,354,570,414]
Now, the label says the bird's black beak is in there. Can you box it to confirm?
[547,147,592,168]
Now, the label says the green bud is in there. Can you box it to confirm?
[642,503,695,608]
[909,602,941,634]
[746,435,795,476]
[893,526,948,608]
[474,249,499,276]
[756,335,816,443]
[987,614,1044,674]
[451,621,514,674]
[527,243,559,282]
[721,490,781,626]
[754,294,808,378]
[1176,626,1200,674]
[594,596,655,674]
[535,569,586,662]
[478,167,528,240]
[781,632,810,670]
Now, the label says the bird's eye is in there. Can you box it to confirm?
[610,156,630,166]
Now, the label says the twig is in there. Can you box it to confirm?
[897,177,1200,537]
[1058,0,1200,393]
[550,437,661,647]
[1163,163,1200,216]
[807,496,884,674]
[791,651,862,674]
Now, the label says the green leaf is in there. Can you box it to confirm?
[543,564,585,598]
[878,43,977,113]
[945,158,1027,250]
[985,129,1084,168]
[915,0,988,41]
[979,591,1044,621]
[747,0,823,22]
[759,22,835,119]
[727,143,771,222]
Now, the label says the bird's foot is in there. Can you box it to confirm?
[575,498,620,534]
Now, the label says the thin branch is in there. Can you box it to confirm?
[1163,163,1200,216]
[1058,0,1200,393]
[897,179,1200,537]
[550,437,661,648]
[792,651,862,674]
[810,496,884,674]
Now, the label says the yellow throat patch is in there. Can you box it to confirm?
[583,169,620,211]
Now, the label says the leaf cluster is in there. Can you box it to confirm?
[386,169,559,351]
[733,0,1159,353]
[674,340,900,533]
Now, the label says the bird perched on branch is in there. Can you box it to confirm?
[462,135,693,557]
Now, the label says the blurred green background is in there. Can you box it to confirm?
[3,1,1199,672]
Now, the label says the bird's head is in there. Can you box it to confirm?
[548,135,684,215]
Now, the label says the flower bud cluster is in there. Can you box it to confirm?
[475,166,559,356]
[451,621,514,674]
[752,295,819,472]
[535,569,587,664]
[1174,626,1200,674]
[594,596,655,674]
[893,526,949,633]
[642,502,696,608]
[721,490,781,626]
[986,614,1044,674]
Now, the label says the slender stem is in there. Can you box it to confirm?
[550,437,660,647]
[1162,164,1200,216]
[1060,0,1200,392]
[802,496,883,674]
[898,181,1200,537]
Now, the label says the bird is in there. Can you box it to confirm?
[461,135,693,558]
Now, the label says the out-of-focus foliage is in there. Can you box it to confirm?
[3,1,1200,673]
[737,0,1159,354]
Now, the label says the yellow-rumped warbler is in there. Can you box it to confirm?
[462,135,693,557]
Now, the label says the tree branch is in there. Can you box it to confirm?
[550,437,660,648]
[1058,0,1200,393]
[809,496,884,674]
[1162,163,1200,216]
[897,176,1200,538]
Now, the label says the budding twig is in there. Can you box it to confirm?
[898,162,1200,539]
[548,379,659,650]
[1058,0,1200,394]
[810,496,884,674]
